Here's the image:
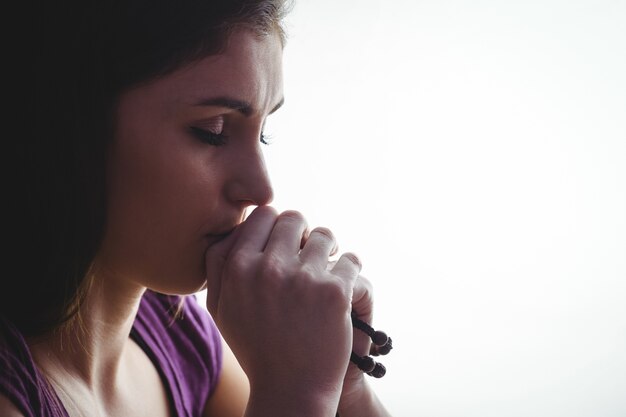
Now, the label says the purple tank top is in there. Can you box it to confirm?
[0,291,223,416]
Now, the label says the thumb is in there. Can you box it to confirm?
[351,275,375,358]
[351,275,374,325]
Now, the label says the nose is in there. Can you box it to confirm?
[224,144,274,208]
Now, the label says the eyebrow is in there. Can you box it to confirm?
[194,96,285,117]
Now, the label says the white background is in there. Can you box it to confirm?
[201,1,626,416]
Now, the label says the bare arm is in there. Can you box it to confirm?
[203,338,250,417]
[203,337,339,417]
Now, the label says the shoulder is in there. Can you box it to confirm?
[132,291,224,415]
[1,316,34,416]
[0,316,63,417]
[136,291,223,364]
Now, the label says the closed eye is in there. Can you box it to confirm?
[190,126,228,146]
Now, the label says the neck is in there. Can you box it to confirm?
[28,274,146,392]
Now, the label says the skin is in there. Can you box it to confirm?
[3,29,391,416]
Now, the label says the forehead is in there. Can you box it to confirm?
[136,29,284,116]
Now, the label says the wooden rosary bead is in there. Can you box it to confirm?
[350,352,374,373]
[367,362,386,378]
[377,337,393,355]
[371,330,388,346]
[351,309,393,378]
[351,313,391,347]
[358,356,376,373]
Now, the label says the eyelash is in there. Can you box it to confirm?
[190,126,270,146]
[190,126,227,146]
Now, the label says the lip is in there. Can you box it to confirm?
[204,225,238,245]
[202,211,245,245]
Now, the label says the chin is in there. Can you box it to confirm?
[147,268,208,296]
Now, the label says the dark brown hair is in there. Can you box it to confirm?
[4,0,292,337]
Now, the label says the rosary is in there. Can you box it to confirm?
[335,312,393,416]
[349,311,393,378]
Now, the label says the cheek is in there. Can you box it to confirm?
[109,93,223,220]
[108,121,224,222]
[101,126,226,284]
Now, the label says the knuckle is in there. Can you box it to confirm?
[358,274,373,290]
[258,253,285,278]
[225,251,251,276]
[311,226,335,243]
[279,210,306,225]
[356,275,374,298]
[251,205,278,222]
[318,279,349,306]
[297,264,319,282]
[354,276,374,305]
[343,251,362,270]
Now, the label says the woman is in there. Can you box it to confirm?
[2,0,391,416]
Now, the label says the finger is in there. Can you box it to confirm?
[325,259,338,271]
[204,225,243,314]
[299,227,338,267]
[330,252,362,283]
[329,242,339,257]
[351,275,374,324]
[263,210,308,255]
[205,205,276,314]
[351,276,374,357]
[230,205,278,254]
[300,227,311,250]
[299,227,338,256]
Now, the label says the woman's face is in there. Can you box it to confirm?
[98,29,284,294]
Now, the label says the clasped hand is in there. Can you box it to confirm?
[204,206,374,410]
